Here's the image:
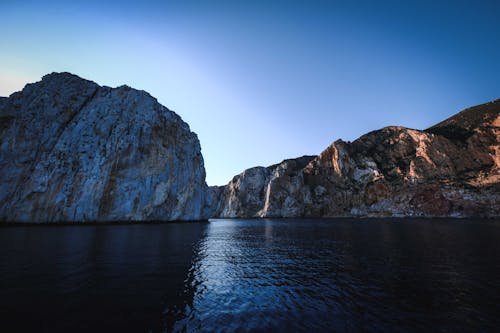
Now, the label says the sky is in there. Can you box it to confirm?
[1,0,499,185]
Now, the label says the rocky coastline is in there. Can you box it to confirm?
[1,73,498,222]
[211,99,499,218]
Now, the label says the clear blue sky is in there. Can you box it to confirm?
[1,0,499,185]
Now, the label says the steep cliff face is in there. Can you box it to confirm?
[211,156,316,217]
[213,100,499,218]
[0,72,210,222]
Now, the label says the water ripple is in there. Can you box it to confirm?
[164,218,500,333]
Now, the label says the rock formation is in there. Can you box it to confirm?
[0,72,210,222]
[2,72,498,221]
[209,156,316,218]
[212,100,500,218]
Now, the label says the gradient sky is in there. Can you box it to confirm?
[1,0,499,185]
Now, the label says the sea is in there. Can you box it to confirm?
[0,218,499,332]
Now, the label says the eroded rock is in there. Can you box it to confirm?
[0,72,210,222]
[212,99,500,218]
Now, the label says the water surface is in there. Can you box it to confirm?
[1,219,499,332]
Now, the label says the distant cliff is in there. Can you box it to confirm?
[0,73,210,222]
[211,100,499,218]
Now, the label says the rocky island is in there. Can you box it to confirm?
[0,73,498,222]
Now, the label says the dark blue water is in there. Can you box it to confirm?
[1,219,499,332]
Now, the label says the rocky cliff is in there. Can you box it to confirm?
[2,73,497,221]
[0,72,210,222]
[212,100,500,218]
[209,156,316,218]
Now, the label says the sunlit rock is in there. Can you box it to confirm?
[213,99,500,218]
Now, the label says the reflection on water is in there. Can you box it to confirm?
[1,219,500,332]
[168,219,500,332]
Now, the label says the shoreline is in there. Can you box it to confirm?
[0,219,210,227]
[1,216,498,227]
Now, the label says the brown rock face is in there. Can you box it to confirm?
[212,99,499,218]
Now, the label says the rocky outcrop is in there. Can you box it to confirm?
[213,100,500,218]
[210,156,316,217]
[0,72,210,222]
